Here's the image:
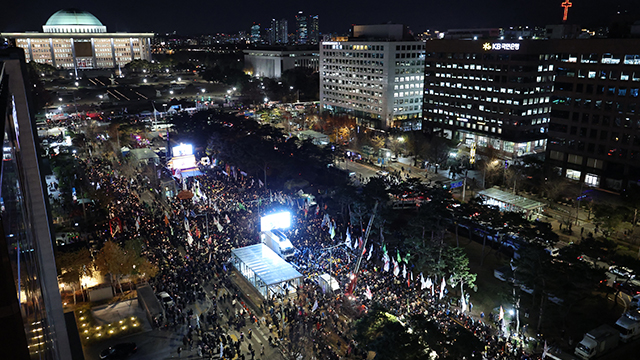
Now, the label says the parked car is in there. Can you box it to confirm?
[157,291,175,307]
[376,170,389,176]
[577,254,596,268]
[99,342,137,359]
[609,265,635,279]
[614,281,640,296]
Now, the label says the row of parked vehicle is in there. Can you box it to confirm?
[544,264,640,359]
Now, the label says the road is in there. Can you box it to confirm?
[83,281,284,360]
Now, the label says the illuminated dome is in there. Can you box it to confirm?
[42,9,106,33]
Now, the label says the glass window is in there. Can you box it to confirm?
[602,53,621,64]
[624,55,640,65]
[585,173,600,187]
[566,169,581,180]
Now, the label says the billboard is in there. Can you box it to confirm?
[260,211,291,232]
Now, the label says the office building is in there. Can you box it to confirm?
[295,11,308,45]
[1,8,153,75]
[546,39,640,191]
[250,23,261,44]
[0,48,72,359]
[320,24,424,130]
[422,39,556,159]
[309,15,319,45]
[244,46,319,78]
[269,19,288,45]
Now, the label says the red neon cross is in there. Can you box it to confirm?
[561,0,572,21]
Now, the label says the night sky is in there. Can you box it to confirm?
[2,0,637,35]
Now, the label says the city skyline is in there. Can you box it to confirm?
[1,0,637,36]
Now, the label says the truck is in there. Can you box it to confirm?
[260,229,296,261]
[136,283,164,327]
[574,324,620,359]
[614,309,640,342]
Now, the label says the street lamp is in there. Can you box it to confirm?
[201,88,206,93]
[169,90,174,95]
[177,77,181,82]
[232,87,236,91]
[143,78,147,83]
[74,81,79,87]
[59,97,63,102]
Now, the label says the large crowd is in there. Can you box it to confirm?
[81,135,541,359]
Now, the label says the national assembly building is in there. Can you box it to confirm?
[1,8,153,75]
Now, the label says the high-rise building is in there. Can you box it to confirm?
[295,11,308,45]
[269,19,288,45]
[1,9,153,76]
[278,19,289,45]
[0,48,72,360]
[422,39,555,159]
[320,24,424,130]
[250,23,261,44]
[308,15,319,45]
[545,39,640,191]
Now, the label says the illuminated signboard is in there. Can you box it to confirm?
[172,143,193,156]
[260,211,291,232]
[483,42,520,51]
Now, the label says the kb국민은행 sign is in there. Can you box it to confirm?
[483,42,520,51]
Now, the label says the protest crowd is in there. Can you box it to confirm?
[82,136,539,360]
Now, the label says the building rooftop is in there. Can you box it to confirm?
[231,244,302,286]
[45,9,103,26]
[43,9,106,33]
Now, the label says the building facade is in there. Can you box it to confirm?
[269,19,288,45]
[422,39,556,159]
[546,39,640,191]
[308,15,319,45]
[0,48,72,360]
[1,9,152,75]
[295,11,308,45]
[244,47,319,78]
[250,23,261,44]
[320,24,424,130]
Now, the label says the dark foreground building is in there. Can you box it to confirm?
[0,48,72,359]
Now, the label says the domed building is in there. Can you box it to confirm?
[1,9,152,73]
[42,9,107,33]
